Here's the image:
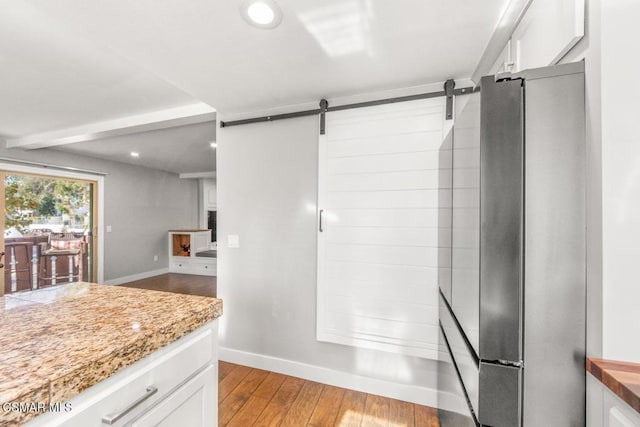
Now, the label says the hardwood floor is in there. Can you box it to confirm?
[119,276,439,425]
[219,361,440,427]
[120,273,216,297]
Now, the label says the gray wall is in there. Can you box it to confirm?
[217,115,438,397]
[0,144,198,282]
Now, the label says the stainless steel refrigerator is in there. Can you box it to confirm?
[438,62,586,426]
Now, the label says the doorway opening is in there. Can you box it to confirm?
[0,168,102,295]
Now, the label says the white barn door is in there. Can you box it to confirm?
[317,98,452,359]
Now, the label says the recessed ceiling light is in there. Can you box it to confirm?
[130,152,140,158]
[210,142,217,148]
[241,0,282,29]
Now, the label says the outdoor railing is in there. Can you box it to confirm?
[4,235,90,294]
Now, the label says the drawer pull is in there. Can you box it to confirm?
[101,386,158,425]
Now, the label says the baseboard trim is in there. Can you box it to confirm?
[219,347,439,408]
[103,268,170,286]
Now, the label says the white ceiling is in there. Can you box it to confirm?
[18,0,510,115]
[2,0,510,173]
[54,121,216,175]
[0,2,203,138]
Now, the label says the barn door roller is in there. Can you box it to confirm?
[444,79,455,120]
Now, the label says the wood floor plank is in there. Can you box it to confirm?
[308,385,346,426]
[227,372,288,427]
[121,273,216,297]
[254,376,305,427]
[253,371,288,400]
[216,361,440,427]
[279,380,324,427]
[219,364,252,403]
[226,395,271,427]
[414,404,439,427]
[389,399,415,427]
[219,368,270,426]
[361,394,390,427]
[333,389,367,427]
[219,361,238,382]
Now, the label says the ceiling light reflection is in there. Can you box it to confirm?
[298,0,374,58]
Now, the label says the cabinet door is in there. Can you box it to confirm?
[603,386,640,427]
[130,365,216,427]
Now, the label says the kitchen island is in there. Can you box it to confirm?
[0,282,222,426]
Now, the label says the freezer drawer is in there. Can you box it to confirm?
[478,362,521,427]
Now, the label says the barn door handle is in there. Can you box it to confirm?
[319,209,324,233]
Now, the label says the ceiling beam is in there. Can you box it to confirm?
[471,0,533,84]
[179,171,216,179]
[5,103,216,150]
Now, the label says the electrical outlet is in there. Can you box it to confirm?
[153,255,158,262]
[106,225,112,233]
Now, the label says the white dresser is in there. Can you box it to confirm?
[168,230,216,276]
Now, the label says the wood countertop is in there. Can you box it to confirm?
[0,282,222,425]
[587,358,640,414]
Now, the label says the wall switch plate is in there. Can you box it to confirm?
[153,255,158,262]
[106,225,112,233]
[227,235,240,248]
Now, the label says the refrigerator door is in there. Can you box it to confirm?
[478,362,521,427]
[450,92,482,356]
[520,63,586,426]
[479,76,524,363]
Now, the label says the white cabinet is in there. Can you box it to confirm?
[605,391,640,427]
[202,179,217,211]
[26,321,218,427]
[168,230,216,276]
[588,374,640,427]
[131,365,216,427]
[509,0,584,72]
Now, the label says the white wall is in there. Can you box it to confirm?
[0,144,199,282]
[561,0,640,363]
[217,114,441,406]
[599,0,640,362]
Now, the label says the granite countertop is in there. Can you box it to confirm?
[0,282,222,426]
[587,358,640,414]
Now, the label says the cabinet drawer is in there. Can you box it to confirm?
[195,262,216,276]
[27,323,216,427]
[170,261,189,271]
[131,364,216,427]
